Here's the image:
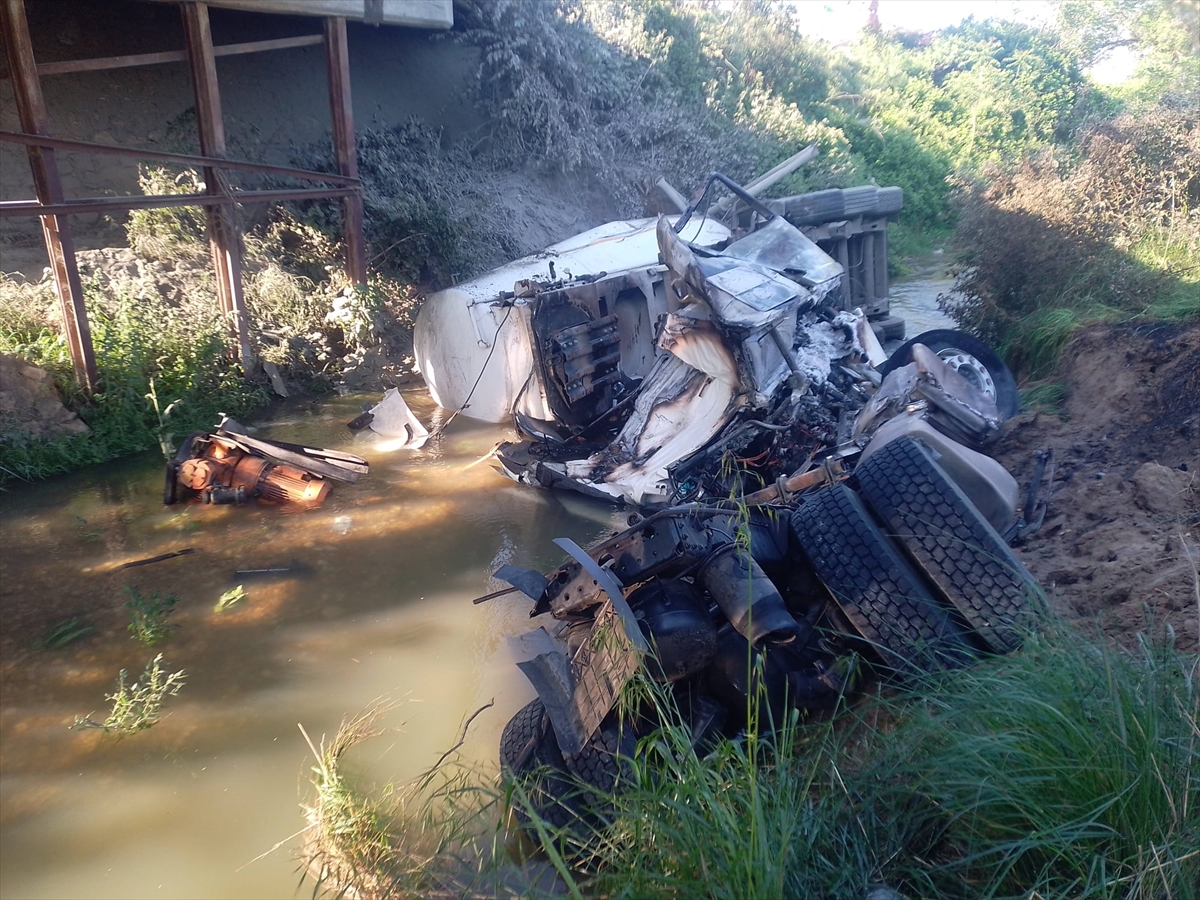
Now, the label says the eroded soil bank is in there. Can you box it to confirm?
[994,322,1200,651]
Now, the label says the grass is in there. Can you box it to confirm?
[1020,381,1067,415]
[298,703,506,899]
[305,620,1197,899]
[125,586,179,646]
[32,615,95,650]
[72,654,187,735]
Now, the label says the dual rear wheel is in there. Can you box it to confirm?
[501,436,1043,826]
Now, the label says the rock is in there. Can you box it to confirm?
[1131,463,1194,517]
[0,354,90,441]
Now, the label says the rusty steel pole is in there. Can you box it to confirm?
[324,16,367,285]
[0,0,97,392]
[181,0,254,367]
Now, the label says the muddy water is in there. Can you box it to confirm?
[886,255,957,339]
[0,390,624,899]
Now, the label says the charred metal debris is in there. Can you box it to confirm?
[473,175,1055,828]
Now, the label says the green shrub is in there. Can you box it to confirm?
[943,105,1199,377]
[0,273,269,483]
[72,654,187,735]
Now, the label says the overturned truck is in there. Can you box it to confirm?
[415,173,1048,825]
[416,173,1020,507]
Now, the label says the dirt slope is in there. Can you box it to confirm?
[993,323,1200,651]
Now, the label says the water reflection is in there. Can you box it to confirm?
[887,255,957,338]
[0,388,624,899]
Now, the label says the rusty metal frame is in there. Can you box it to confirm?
[0,0,368,387]
[0,34,326,79]
[1,0,97,391]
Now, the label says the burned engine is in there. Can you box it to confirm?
[164,418,368,508]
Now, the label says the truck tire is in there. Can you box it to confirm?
[500,699,582,832]
[878,329,1020,419]
[875,186,904,216]
[562,711,636,800]
[789,484,977,673]
[781,189,844,225]
[853,436,1041,654]
[841,185,879,216]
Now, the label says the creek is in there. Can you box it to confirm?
[885,253,957,338]
[0,260,955,898]
[0,391,623,899]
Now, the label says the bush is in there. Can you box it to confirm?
[0,273,269,483]
[943,106,1200,377]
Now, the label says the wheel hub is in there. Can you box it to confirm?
[938,349,996,400]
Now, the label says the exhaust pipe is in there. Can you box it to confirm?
[698,544,807,646]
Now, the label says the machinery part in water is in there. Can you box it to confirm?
[852,436,1040,654]
[167,433,332,507]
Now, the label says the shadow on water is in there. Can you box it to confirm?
[0,388,624,899]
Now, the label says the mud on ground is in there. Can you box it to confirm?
[994,323,1200,651]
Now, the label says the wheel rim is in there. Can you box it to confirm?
[937,348,996,400]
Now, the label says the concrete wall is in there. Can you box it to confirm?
[0,0,480,250]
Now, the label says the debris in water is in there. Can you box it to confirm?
[118,548,197,570]
[214,585,248,613]
[165,416,368,508]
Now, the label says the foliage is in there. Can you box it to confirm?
[125,165,208,260]
[125,585,180,646]
[1056,0,1200,104]
[525,626,1199,899]
[214,585,246,613]
[0,265,270,483]
[943,105,1200,376]
[33,616,95,650]
[72,654,187,735]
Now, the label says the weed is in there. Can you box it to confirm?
[214,585,246,613]
[1021,381,1067,415]
[297,703,503,898]
[145,376,183,460]
[125,586,179,646]
[33,616,95,650]
[125,165,207,260]
[72,654,186,735]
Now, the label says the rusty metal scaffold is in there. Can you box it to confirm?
[0,0,370,391]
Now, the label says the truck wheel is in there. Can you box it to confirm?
[562,712,637,820]
[853,436,1042,654]
[499,700,582,832]
[879,329,1020,419]
[789,484,977,673]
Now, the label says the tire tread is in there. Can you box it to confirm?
[854,436,1040,653]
